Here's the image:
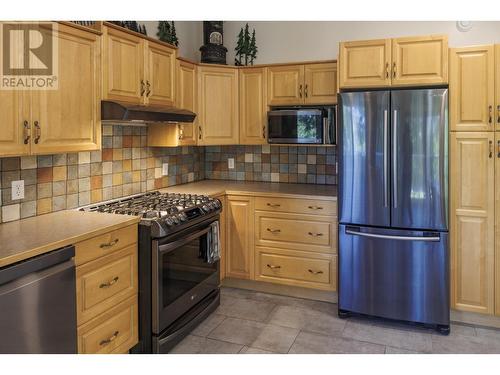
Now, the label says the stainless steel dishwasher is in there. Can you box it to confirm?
[0,245,77,353]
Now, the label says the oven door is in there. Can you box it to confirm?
[268,109,324,144]
[152,221,220,335]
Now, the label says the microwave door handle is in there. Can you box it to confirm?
[157,226,211,254]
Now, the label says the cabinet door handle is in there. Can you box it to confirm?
[99,276,119,289]
[146,80,151,97]
[140,80,145,96]
[497,105,500,123]
[305,84,308,98]
[299,84,303,98]
[34,121,41,144]
[392,62,396,78]
[308,269,324,275]
[100,238,119,249]
[178,125,184,140]
[262,125,266,139]
[266,203,281,208]
[385,62,389,78]
[497,140,500,158]
[23,120,30,144]
[308,205,323,210]
[267,264,281,270]
[489,105,493,124]
[198,126,202,140]
[489,140,493,158]
[308,232,324,237]
[266,228,281,234]
[99,331,119,346]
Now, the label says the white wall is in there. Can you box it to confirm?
[142,21,202,62]
[223,21,500,65]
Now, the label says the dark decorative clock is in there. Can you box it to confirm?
[199,21,228,64]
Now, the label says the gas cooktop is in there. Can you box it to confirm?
[79,191,221,238]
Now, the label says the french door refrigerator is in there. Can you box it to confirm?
[338,88,449,333]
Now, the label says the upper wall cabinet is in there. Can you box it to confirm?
[240,67,268,145]
[102,23,176,106]
[450,45,495,132]
[198,65,239,145]
[0,23,101,157]
[339,35,448,89]
[267,63,337,106]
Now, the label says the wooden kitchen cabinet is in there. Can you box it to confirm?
[450,45,495,132]
[339,35,447,89]
[391,35,448,86]
[102,25,145,104]
[215,195,227,281]
[495,45,500,131]
[339,38,391,88]
[145,41,176,106]
[225,195,254,279]
[198,65,239,145]
[450,132,495,315]
[267,65,304,105]
[177,59,198,145]
[0,91,29,156]
[304,62,338,104]
[496,132,500,316]
[239,67,268,144]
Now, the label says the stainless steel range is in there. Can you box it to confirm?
[80,191,222,353]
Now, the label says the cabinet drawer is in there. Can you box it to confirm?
[78,295,138,354]
[255,211,336,253]
[255,247,336,291]
[75,224,137,266]
[255,196,336,216]
[76,245,138,324]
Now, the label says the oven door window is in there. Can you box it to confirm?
[159,229,218,308]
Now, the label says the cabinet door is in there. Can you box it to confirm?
[338,39,391,88]
[31,24,101,154]
[304,62,337,104]
[198,66,239,145]
[177,60,197,146]
[0,91,30,156]
[450,132,494,315]
[215,195,227,281]
[226,196,254,279]
[239,67,267,145]
[450,46,495,132]
[497,133,500,316]
[267,65,304,105]
[496,45,500,131]
[145,41,175,106]
[102,26,144,104]
[391,35,448,86]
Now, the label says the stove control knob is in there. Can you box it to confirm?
[214,199,221,209]
[202,205,210,212]
[172,215,180,224]
[165,217,174,226]
[179,213,187,222]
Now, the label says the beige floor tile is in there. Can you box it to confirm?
[289,331,385,354]
[250,324,299,353]
[191,313,226,337]
[169,335,242,354]
[208,317,265,346]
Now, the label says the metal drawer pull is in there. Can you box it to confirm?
[385,62,389,78]
[99,331,119,346]
[99,276,119,289]
[497,140,500,158]
[308,269,324,275]
[140,80,145,96]
[489,140,493,158]
[305,84,308,98]
[100,238,119,249]
[392,62,396,78]
[308,232,324,237]
[497,105,500,123]
[308,205,323,210]
[267,264,281,270]
[299,84,303,98]
[489,105,493,124]
[266,228,281,234]
[146,80,151,97]
[267,203,281,208]
[23,120,31,144]
[34,121,41,144]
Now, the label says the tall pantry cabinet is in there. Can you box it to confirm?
[450,45,500,316]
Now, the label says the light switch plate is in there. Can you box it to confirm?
[12,180,24,200]
[228,158,235,169]
[162,163,169,176]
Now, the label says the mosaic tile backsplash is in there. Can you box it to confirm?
[204,145,337,185]
[0,126,337,223]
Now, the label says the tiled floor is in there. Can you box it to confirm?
[170,287,500,354]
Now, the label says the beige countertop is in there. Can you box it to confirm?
[159,180,337,200]
[0,210,140,268]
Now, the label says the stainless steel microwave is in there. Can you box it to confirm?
[267,106,336,145]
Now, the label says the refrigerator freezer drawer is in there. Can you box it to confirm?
[338,224,449,326]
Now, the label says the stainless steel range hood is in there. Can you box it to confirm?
[101,100,196,124]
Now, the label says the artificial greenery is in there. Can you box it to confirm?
[157,21,179,46]
[234,23,257,66]
[110,21,147,35]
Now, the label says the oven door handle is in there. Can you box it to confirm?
[157,226,211,254]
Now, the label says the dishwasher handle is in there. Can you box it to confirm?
[0,245,75,286]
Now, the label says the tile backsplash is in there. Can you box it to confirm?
[0,126,337,223]
[204,145,337,185]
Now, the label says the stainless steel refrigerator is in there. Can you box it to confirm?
[338,88,449,333]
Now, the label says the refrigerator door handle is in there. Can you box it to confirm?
[345,228,441,242]
[392,109,398,208]
[383,109,388,207]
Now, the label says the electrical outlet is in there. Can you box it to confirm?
[228,158,235,169]
[162,163,169,176]
[12,180,24,200]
